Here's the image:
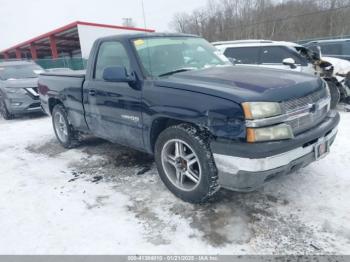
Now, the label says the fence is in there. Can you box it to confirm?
[35,58,87,70]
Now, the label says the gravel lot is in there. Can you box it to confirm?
[0,112,349,255]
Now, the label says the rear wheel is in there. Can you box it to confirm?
[52,104,79,148]
[0,98,14,120]
[155,124,220,203]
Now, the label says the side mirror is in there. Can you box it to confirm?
[103,66,134,83]
[283,58,296,68]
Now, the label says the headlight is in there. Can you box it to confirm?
[5,87,26,94]
[247,124,294,143]
[242,102,282,120]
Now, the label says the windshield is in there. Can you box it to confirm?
[0,64,43,80]
[133,37,231,77]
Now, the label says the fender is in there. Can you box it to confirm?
[142,82,246,153]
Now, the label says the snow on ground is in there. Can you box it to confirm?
[0,112,350,255]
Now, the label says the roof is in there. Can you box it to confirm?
[98,32,199,42]
[0,21,155,54]
[212,40,302,49]
[212,40,274,45]
[304,38,350,45]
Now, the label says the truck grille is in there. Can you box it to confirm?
[281,88,328,112]
[282,88,329,135]
[288,106,328,134]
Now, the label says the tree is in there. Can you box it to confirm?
[170,0,350,42]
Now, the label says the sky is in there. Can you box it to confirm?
[0,0,206,50]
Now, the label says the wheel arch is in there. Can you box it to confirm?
[48,97,64,115]
[149,117,210,154]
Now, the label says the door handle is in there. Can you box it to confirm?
[89,89,96,96]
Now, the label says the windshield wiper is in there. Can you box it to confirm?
[158,68,195,77]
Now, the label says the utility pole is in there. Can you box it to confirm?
[141,0,147,28]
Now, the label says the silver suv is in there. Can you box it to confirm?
[0,60,44,120]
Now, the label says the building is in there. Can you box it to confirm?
[0,21,154,69]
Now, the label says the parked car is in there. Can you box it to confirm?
[38,33,339,203]
[213,40,350,108]
[212,40,316,74]
[0,60,44,120]
[304,38,350,61]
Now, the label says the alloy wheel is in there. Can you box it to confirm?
[161,139,202,191]
[54,111,68,143]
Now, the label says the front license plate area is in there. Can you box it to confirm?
[315,140,329,160]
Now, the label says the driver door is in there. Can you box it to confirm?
[83,41,144,149]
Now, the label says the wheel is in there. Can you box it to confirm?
[0,98,14,120]
[327,80,340,109]
[52,104,79,148]
[155,123,220,203]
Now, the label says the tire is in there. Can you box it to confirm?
[0,98,14,120]
[52,104,79,148]
[155,123,220,203]
[327,80,340,109]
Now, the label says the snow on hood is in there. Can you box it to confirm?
[322,56,350,75]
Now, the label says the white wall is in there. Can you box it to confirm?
[78,24,143,59]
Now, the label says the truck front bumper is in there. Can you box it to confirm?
[211,111,340,192]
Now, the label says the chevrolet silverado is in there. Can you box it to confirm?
[38,33,340,203]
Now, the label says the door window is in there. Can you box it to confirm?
[343,41,350,54]
[224,47,259,64]
[94,41,131,80]
[260,46,302,64]
[319,43,343,55]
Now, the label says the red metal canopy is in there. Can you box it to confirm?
[0,21,155,60]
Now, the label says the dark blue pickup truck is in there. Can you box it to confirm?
[38,33,340,203]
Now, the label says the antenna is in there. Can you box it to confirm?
[141,0,147,28]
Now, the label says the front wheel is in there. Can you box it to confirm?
[52,104,79,148]
[0,98,14,120]
[155,124,219,203]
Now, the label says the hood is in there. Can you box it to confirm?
[155,66,323,103]
[322,56,350,75]
[2,78,38,89]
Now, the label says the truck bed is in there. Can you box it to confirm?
[38,70,87,131]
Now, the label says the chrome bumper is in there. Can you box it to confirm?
[214,127,337,174]
[213,127,338,192]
